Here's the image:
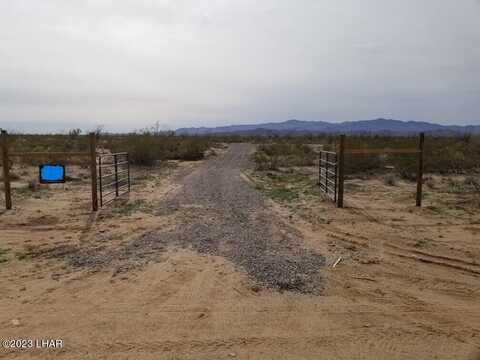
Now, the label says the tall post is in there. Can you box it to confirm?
[416,132,425,207]
[337,134,345,208]
[89,132,98,211]
[1,130,12,210]
[98,155,103,207]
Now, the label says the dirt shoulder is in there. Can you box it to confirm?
[249,165,480,357]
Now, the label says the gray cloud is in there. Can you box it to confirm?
[1,0,479,132]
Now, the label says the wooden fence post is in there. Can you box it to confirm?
[89,132,98,211]
[416,132,425,207]
[1,130,12,210]
[98,155,103,207]
[337,134,345,208]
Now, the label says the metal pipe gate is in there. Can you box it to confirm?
[318,150,338,202]
[98,152,130,206]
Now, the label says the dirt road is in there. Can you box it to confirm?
[1,144,479,359]
[151,143,325,292]
[34,143,324,292]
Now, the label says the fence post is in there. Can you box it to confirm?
[337,134,345,208]
[89,132,98,211]
[114,154,119,196]
[1,130,12,210]
[416,132,424,207]
[98,155,103,207]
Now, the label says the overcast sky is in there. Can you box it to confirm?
[1,0,479,132]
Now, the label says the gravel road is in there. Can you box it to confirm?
[148,143,325,293]
[43,144,325,293]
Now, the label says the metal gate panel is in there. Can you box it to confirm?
[98,152,130,207]
[319,151,337,202]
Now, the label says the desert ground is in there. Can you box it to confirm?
[1,143,480,359]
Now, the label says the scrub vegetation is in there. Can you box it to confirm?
[253,134,480,177]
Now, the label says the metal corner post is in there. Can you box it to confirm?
[416,132,425,207]
[89,132,98,211]
[337,134,345,208]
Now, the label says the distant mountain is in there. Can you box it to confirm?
[175,119,480,136]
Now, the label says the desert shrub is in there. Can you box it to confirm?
[345,154,383,175]
[175,139,205,161]
[254,151,279,170]
[8,133,89,154]
[5,131,212,167]
[383,173,398,186]
[444,177,480,194]
[105,133,211,166]
[110,199,149,215]
[7,131,480,174]
[340,135,480,175]
[68,128,82,139]
[129,139,158,166]
[253,134,480,177]
[255,142,316,170]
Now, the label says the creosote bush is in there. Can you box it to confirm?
[255,143,316,170]
[5,131,480,174]
[253,134,480,178]
[104,132,211,166]
[6,131,212,167]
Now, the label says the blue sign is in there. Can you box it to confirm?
[39,164,66,184]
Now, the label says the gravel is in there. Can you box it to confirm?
[40,143,325,294]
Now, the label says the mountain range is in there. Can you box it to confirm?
[176,119,480,136]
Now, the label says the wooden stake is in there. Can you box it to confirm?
[89,132,98,211]
[337,134,345,208]
[1,130,12,210]
[416,132,424,207]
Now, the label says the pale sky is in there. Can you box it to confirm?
[1,0,479,132]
